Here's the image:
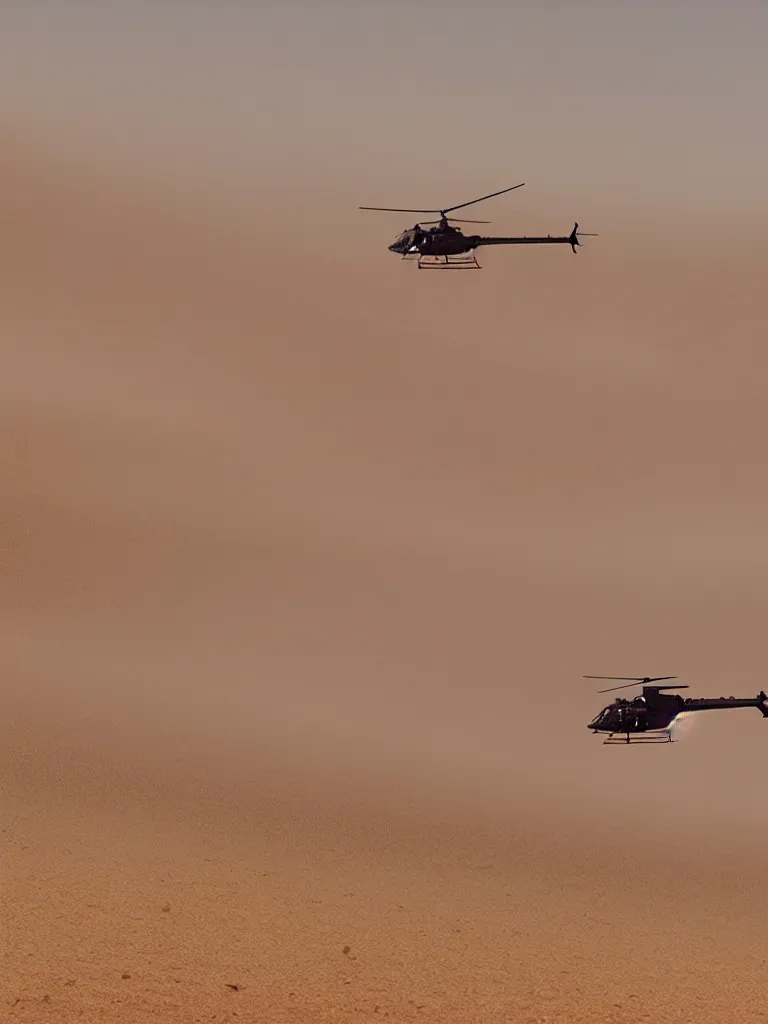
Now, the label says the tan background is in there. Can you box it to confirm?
[2,4,768,1021]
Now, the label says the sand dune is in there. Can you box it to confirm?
[2,141,768,1022]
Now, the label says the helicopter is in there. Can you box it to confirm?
[359,183,596,269]
[585,675,768,745]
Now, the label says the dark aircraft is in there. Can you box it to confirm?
[585,676,768,744]
[359,183,596,269]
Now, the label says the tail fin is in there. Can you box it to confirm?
[759,691,768,717]
[569,223,599,253]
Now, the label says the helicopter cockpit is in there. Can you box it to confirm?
[388,226,424,254]
[588,696,648,733]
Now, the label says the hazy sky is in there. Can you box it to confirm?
[4,2,768,224]
[4,2,768,848]
[5,13,768,1023]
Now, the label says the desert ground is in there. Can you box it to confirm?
[3,85,768,1022]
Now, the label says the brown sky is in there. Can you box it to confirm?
[2,6,768,1022]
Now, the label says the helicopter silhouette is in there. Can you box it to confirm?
[359,183,596,269]
[585,676,768,744]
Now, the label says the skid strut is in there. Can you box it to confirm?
[601,730,674,745]
[404,253,482,270]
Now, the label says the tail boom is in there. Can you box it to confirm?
[475,223,581,252]
[681,692,768,717]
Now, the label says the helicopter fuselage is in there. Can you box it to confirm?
[389,223,476,257]
[588,686,768,737]
[388,221,581,258]
[360,182,591,264]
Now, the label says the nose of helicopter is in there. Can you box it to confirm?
[388,227,419,254]
[388,234,411,253]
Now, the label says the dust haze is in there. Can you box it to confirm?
[2,5,768,1022]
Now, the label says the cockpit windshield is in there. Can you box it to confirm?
[389,228,419,254]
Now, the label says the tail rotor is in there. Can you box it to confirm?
[569,222,599,253]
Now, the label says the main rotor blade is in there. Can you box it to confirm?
[597,681,686,694]
[442,182,525,215]
[359,183,524,216]
[596,682,648,693]
[589,675,679,692]
[584,676,678,682]
[585,674,678,694]
[413,217,492,226]
[358,206,443,213]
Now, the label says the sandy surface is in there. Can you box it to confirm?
[2,139,768,1023]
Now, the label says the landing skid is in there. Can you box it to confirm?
[402,252,481,270]
[601,730,674,745]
